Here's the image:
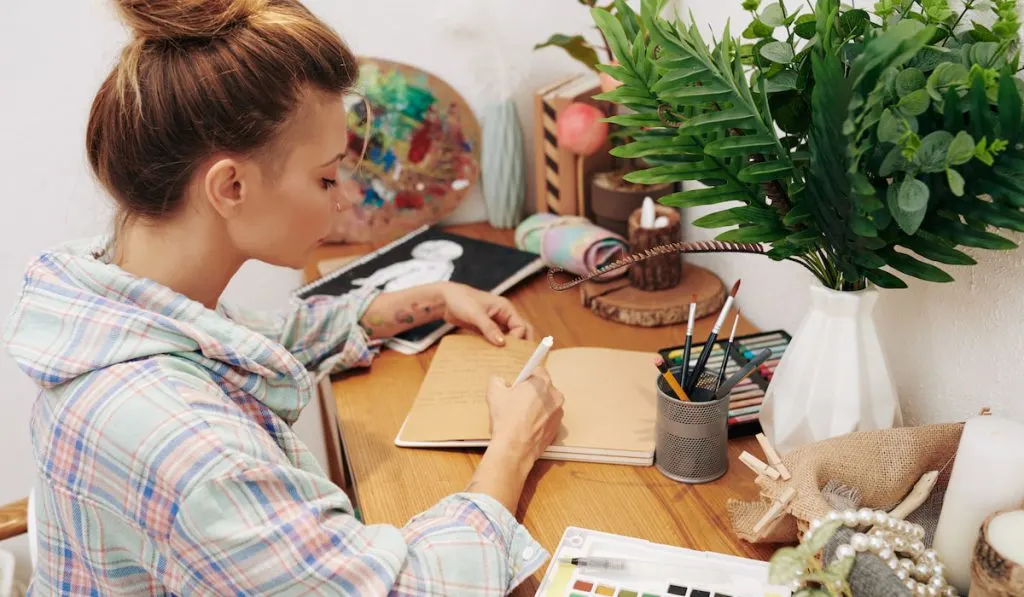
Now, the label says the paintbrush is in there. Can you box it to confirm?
[679,295,697,386]
[685,280,741,394]
[714,311,740,394]
[654,355,690,401]
[714,348,772,400]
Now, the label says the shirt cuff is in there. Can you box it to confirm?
[314,286,382,381]
[449,492,550,591]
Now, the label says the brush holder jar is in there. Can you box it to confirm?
[655,368,730,484]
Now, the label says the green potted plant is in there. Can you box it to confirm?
[536,0,676,235]
[585,0,1024,452]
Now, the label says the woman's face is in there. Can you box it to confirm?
[222,89,355,269]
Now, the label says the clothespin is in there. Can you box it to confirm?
[739,451,781,480]
[753,487,797,534]
[756,433,791,481]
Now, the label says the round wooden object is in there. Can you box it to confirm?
[579,264,726,327]
[628,205,682,291]
[971,510,1024,597]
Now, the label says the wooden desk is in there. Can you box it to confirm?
[308,223,776,595]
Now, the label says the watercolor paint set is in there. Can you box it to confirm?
[535,527,791,597]
[658,330,792,438]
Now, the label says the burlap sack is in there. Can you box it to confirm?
[729,423,964,543]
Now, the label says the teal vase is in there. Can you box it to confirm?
[481,99,526,228]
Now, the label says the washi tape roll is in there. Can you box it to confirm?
[515,213,628,280]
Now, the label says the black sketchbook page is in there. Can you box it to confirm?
[299,227,540,343]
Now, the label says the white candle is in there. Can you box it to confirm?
[933,415,1024,594]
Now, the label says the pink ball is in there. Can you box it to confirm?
[556,102,609,156]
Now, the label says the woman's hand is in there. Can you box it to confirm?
[486,368,564,464]
[440,283,533,346]
[464,368,565,513]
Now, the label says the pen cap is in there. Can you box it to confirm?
[655,366,730,484]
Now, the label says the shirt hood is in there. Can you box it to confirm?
[3,237,315,423]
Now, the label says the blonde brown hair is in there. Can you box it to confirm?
[87,0,359,220]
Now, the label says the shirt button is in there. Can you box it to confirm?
[522,546,536,560]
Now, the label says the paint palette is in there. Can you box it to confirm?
[658,330,792,438]
[537,527,791,597]
[326,58,481,244]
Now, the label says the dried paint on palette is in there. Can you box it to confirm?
[346,63,475,213]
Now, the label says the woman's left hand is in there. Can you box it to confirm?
[440,283,534,346]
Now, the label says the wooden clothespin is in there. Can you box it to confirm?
[756,433,791,481]
[739,451,781,480]
[753,487,797,534]
[979,407,992,416]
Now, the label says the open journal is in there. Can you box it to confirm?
[395,335,658,465]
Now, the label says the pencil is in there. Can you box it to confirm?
[654,355,689,401]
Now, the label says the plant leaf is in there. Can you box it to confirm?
[927,62,968,102]
[738,160,794,183]
[947,131,975,166]
[880,146,909,176]
[716,225,789,242]
[659,185,749,207]
[895,68,926,95]
[743,19,776,39]
[761,2,786,27]
[946,168,966,196]
[886,250,955,282]
[705,135,779,157]
[677,107,760,135]
[865,267,909,288]
[768,547,807,585]
[534,34,601,71]
[998,70,1022,142]
[760,41,795,63]
[915,131,954,172]
[900,234,976,264]
[839,9,870,38]
[889,179,929,234]
[794,14,817,39]
[613,0,641,40]
[625,162,726,184]
[898,89,931,116]
[764,70,799,92]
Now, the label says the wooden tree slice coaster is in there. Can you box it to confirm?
[579,264,726,327]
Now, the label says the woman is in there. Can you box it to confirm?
[1,0,564,594]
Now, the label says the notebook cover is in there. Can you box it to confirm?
[296,225,544,353]
[395,335,656,462]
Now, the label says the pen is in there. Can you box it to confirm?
[512,336,553,387]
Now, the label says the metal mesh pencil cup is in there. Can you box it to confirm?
[654,367,730,484]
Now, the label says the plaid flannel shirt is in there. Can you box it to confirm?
[3,237,546,596]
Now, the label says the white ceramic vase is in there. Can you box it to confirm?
[758,284,902,455]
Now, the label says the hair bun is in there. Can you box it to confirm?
[115,0,267,40]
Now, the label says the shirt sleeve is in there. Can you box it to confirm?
[164,461,548,596]
[219,286,382,376]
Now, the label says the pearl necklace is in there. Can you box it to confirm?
[806,509,957,597]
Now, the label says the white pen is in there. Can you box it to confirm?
[512,336,553,387]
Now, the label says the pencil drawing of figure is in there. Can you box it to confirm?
[351,240,464,292]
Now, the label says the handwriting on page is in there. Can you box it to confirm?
[400,335,537,442]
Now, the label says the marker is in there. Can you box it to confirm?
[512,336,553,387]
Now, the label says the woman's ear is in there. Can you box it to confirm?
[204,158,246,218]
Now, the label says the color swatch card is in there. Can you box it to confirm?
[536,527,791,597]
[659,331,792,438]
[396,335,657,465]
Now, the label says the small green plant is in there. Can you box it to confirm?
[769,519,852,596]
[534,0,630,71]
[590,0,1024,290]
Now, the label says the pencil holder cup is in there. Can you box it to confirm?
[654,367,730,484]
